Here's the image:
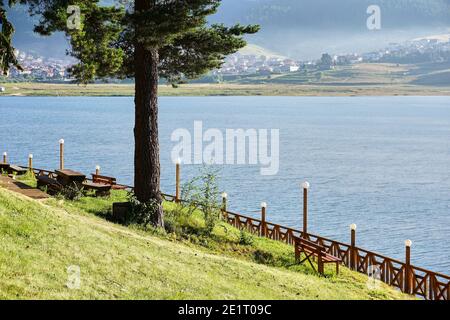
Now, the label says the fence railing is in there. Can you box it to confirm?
[22,166,450,300]
[223,209,450,300]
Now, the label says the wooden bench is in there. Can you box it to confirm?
[92,174,116,185]
[8,165,28,176]
[36,175,63,195]
[294,236,341,275]
[82,181,112,197]
[91,174,126,190]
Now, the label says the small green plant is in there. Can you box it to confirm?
[126,192,160,227]
[239,230,255,246]
[254,249,275,265]
[181,166,222,236]
[57,183,84,201]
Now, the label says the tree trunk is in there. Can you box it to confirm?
[134,0,163,227]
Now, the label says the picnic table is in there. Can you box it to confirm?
[55,169,86,187]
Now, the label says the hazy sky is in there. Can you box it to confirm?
[6,0,450,60]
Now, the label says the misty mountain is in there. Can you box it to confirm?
[5,0,450,61]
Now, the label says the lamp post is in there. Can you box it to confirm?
[2,152,7,164]
[59,139,64,170]
[404,239,412,294]
[260,202,267,237]
[350,224,357,270]
[221,192,228,212]
[95,165,101,176]
[175,158,181,203]
[301,181,310,238]
[28,154,33,171]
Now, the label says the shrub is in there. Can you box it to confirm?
[180,166,222,236]
[253,249,275,265]
[57,183,84,201]
[126,192,160,227]
[239,230,254,246]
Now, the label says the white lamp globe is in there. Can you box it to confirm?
[221,192,228,199]
[260,202,267,208]
[301,181,310,189]
[405,239,412,247]
[29,154,33,159]
[176,157,181,165]
[95,165,101,171]
[59,139,65,144]
[2,152,7,156]
[350,223,357,231]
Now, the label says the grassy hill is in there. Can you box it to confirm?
[0,186,412,300]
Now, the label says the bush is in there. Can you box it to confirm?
[126,192,160,227]
[180,166,222,236]
[253,249,275,265]
[239,230,254,246]
[57,183,84,201]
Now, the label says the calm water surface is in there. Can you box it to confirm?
[1,96,449,274]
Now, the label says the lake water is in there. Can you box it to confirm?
[0,96,449,274]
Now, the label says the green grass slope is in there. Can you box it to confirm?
[0,188,411,300]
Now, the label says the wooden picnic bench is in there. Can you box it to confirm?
[8,165,28,176]
[294,236,341,275]
[36,174,63,195]
[91,173,126,190]
[82,181,112,197]
[55,169,86,187]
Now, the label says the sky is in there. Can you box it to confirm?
[5,0,450,61]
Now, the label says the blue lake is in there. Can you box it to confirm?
[0,96,449,274]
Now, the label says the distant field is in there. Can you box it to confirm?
[1,63,450,97]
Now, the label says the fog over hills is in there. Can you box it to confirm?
[5,0,450,61]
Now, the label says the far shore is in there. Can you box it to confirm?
[1,82,450,97]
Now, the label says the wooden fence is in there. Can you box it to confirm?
[24,166,450,300]
[223,209,450,300]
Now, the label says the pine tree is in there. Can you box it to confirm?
[0,0,259,227]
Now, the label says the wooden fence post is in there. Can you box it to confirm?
[28,154,33,172]
[221,192,228,219]
[260,202,267,237]
[404,240,412,294]
[301,181,310,238]
[59,139,64,170]
[2,152,7,164]
[350,224,357,270]
[175,158,181,202]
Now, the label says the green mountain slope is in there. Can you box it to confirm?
[0,188,411,300]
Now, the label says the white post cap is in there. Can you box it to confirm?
[260,202,267,208]
[350,223,357,231]
[59,139,65,144]
[405,239,412,247]
[301,181,310,189]
[29,154,33,159]
[221,192,228,199]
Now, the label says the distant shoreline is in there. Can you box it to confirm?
[1,82,450,97]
